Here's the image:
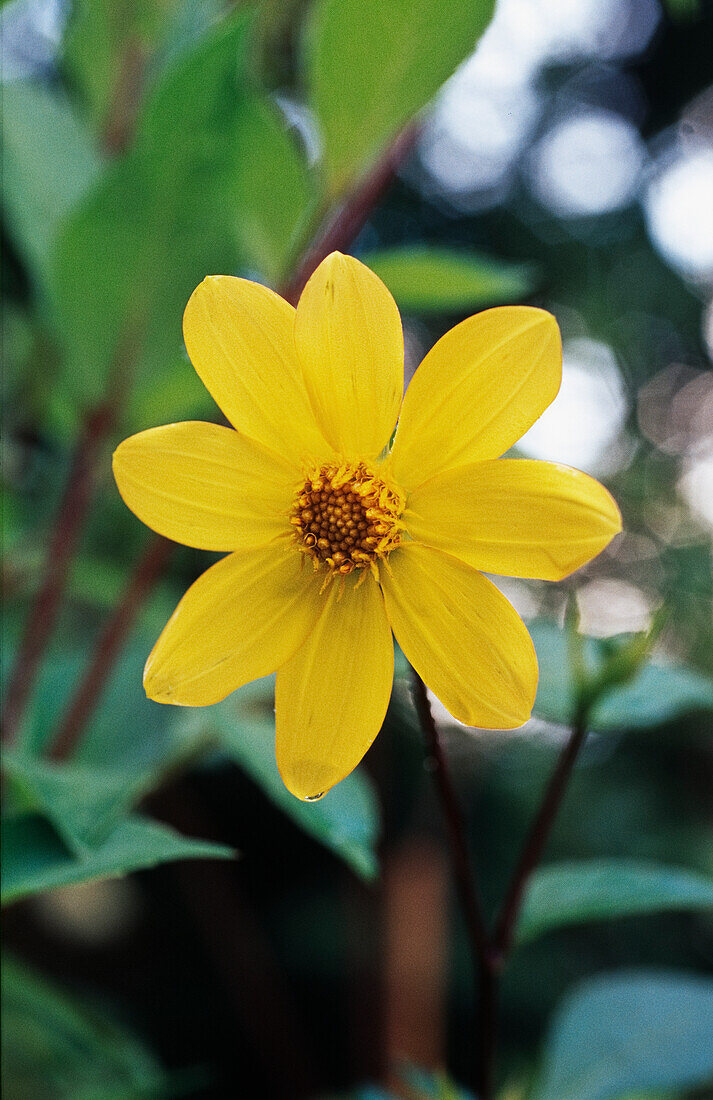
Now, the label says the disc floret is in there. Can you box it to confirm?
[290,461,405,578]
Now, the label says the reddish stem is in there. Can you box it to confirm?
[2,403,113,745]
[101,37,145,155]
[49,534,173,761]
[411,672,489,964]
[493,707,590,958]
[280,123,420,305]
[411,671,499,1099]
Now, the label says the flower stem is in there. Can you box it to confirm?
[412,668,592,1098]
[2,315,144,747]
[410,670,495,1098]
[2,402,113,745]
[280,123,420,306]
[493,704,590,957]
[49,533,173,761]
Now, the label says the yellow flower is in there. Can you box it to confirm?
[113,252,621,801]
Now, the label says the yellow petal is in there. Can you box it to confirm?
[294,252,403,458]
[275,573,393,800]
[113,422,297,551]
[183,276,331,468]
[389,306,562,488]
[381,543,537,728]
[407,459,622,581]
[144,540,324,707]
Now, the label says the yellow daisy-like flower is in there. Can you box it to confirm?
[113,252,621,801]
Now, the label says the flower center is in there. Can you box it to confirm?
[290,461,404,577]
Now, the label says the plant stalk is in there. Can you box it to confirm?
[280,123,420,306]
[410,670,495,1098]
[493,704,590,958]
[2,403,113,745]
[49,533,173,761]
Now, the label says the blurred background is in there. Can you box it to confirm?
[2,0,713,1097]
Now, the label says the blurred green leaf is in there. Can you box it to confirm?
[530,620,713,731]
[533,970,713,1100]
[663,0,701,18]
[361,246,534,313]
[3,752,171,857]
[517,860,713,947]
[2,955,167,1099]
[1,628,203,764]
[53,9,280,410]
[204,677,381,880]
[398,1064,473,1099]
[62,0,164,135]
[229,95,315,283]
[1,813,234,906]
[306,0,495,195]
[1,80,101,298]
[127,355,215,431]
[56,6,314,411]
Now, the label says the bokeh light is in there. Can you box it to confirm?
[516,338,629,474]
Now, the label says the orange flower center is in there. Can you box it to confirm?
[290,461,404,576]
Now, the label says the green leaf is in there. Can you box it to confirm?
[360,246,534,313]
[1,813,234,906]
[229,95,315,283]
[1,80,101,297]
[203,677,381,880]
[2,752,171,857]
[62,0,166,135]
[533,970,713,1100]
[530,620,713,731]
[517,860,713,946]
[2,955,168,1098]
[52,9,255,408]
[306,0,496,195]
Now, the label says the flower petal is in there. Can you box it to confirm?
[389,306,562,488]
[275,573,393,800]
[113,422,297,551]
[144,540,324,707]
[381,543,537,728]
[407,459,622,581]
[294,252,403,458]
[183,276,331,467]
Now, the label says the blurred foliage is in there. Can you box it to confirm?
[2,0,713,1095]
[360,246,535,314]
[305,0,495,194]
[516,861,713,947]
[529,620,713,732]
[200,678,381,880]
[532,971,713,1100]
[1,813,233,906]
[2,955,172,1098]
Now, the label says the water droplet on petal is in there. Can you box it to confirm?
[304,791,325,802]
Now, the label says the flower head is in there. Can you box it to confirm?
[113,252,621,800]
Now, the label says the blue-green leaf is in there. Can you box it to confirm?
[3,751,171,857]
[306,0,496,195]
[530,620,713,731]
[533,971,713,1100]
[361,246,534,313]
[1,813,234,906]
[517,860,713,946]
[1,80,101,297]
